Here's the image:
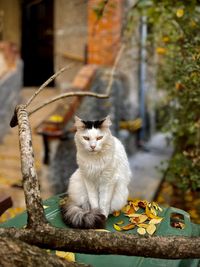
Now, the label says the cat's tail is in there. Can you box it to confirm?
[60,197,106,229]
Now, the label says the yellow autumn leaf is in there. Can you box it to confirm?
[121,223,135,231]
[113,224,122,231]
[149,218,163,224]
[176,8,184,18]
[138,214,148,223]
[158,206,163,212]
[121,205,128,213]
[116,220,124,225]
[56,251,75,262]
[145,206,161,219]
[127,206,136,215]
[132,205,140,211]
[137,227,146,235]
[150,207,157,216]
[113,210,121,217]
[151,201,160,211]
[127,213,141,218]
[137,223,149,229]
[146,224,156,235]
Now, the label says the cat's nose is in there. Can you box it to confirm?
[90,145,96,150]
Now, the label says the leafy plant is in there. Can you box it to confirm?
[127,0,200,191]
[148,1,200,190]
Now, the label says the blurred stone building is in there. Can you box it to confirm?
[0,0,154,193]
[0,0,138,94]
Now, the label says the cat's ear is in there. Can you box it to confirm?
[74,116,85,130]
[101,115,112,128]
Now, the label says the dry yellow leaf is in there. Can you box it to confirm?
[151,201,163,212]
[130,217,140,224]
[121,205,128,213]
[133,205,140,211]
[113,224,122,231]
[151,202,158,210]
[137,227,146,235]
[146,224,156,235]
[158,206,163,212]
[145,206,161,219]
[130,214,148,225]
[137,223,149,229]
[56,251,75,262]
[150,207,157,216]
[113,210,121,217]
[138,214,148,223]
[127,206,136,215]
[121,223,135,231]
[116,220,124,225]
[127,213,141,218]
[149,218,163,224]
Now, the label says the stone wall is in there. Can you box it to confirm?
[54,0,88,87]
[0,0,21,47]
[0,60,23,142]
[88,0,122,65]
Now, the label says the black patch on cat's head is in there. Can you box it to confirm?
[82,119,105,129]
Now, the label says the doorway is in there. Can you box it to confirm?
[21,0,54,86]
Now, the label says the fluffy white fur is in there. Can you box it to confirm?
[61,116,132,228]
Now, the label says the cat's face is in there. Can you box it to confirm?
[74,116,112,153]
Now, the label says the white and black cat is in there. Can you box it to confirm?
[60,115,132,229]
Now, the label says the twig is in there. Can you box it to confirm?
[25,64,74,108]
[28,91,109,116]
[28,44,124,116]
[10,43,124,127]
[105,44,125,95]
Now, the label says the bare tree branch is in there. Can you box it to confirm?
[10,43,124,128]
[0,227,200,259]
[16,105,48,228]
[105,44,125,95]
[25,64,74,108]
[0,237,89,267]
[28,90,109,116]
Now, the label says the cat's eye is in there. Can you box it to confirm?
[96,136,103,140]
[83,136,90,141]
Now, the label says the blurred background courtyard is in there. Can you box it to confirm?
[0,0,199,224]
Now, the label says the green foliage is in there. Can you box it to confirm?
[128,0,200,190]
[149,1,200,190]
[92,0,200,191]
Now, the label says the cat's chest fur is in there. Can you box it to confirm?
[77,149,114,181]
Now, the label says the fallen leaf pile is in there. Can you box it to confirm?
[113,199,163,236]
